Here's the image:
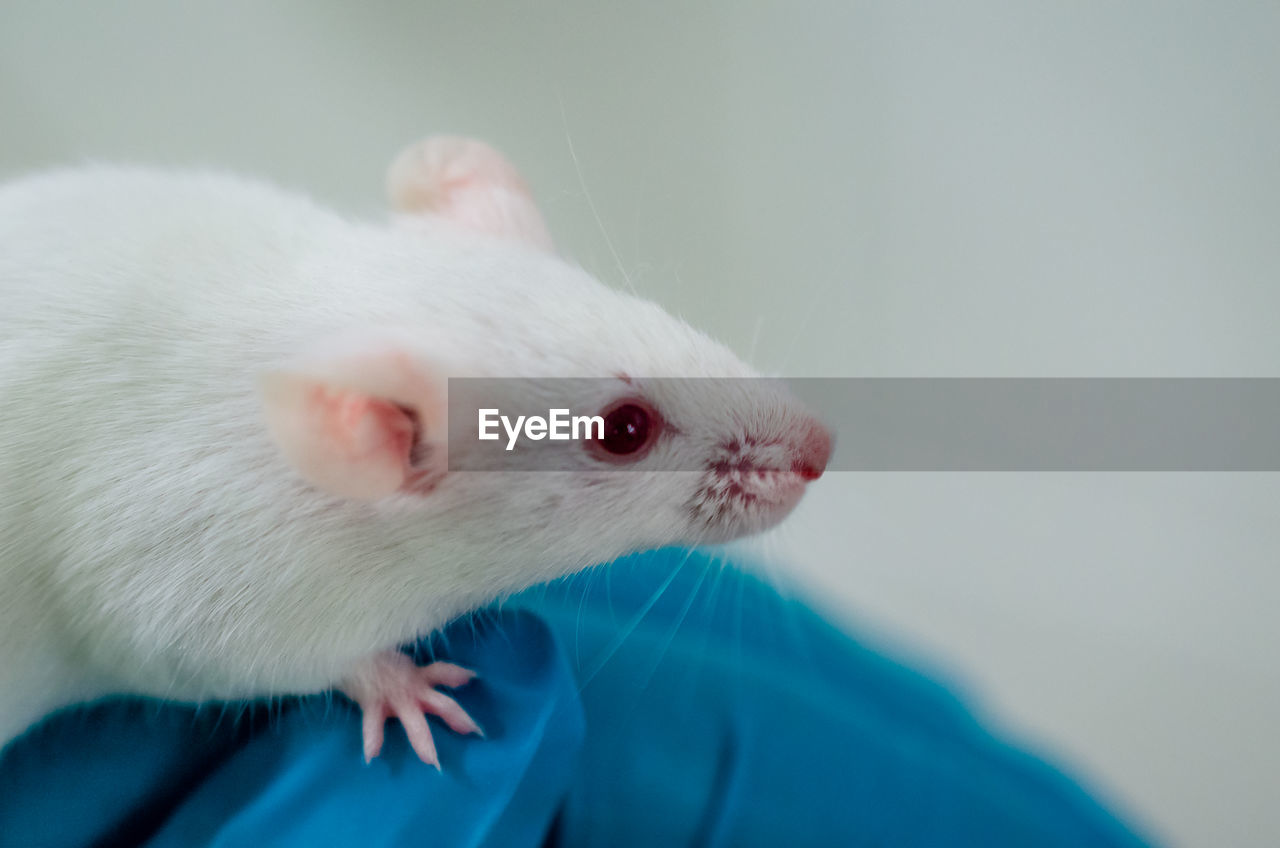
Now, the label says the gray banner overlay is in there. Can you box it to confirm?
[445,378,1280,471]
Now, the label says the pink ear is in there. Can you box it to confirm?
[387,136,555,252]
[260,336,446,499]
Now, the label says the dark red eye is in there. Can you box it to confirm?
[600,403,650,454]
[592,400,660,462]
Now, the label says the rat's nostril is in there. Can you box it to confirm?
[793,418,832,481]
[795,463,824,481]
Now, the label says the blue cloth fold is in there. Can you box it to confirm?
[1,611,582,847]
[0,549,1154,847]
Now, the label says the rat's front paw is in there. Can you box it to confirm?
[340,649,481,767]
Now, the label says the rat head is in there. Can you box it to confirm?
[259,136,830,572]
[429,278,834,550]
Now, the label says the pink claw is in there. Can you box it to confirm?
[341,650,481,766]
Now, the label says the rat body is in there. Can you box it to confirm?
[0,137,829,762]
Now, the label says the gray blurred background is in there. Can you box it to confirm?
[2,2,1277,844]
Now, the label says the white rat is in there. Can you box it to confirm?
[0,136,830,765]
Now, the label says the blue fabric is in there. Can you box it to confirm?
[0,548,1154,847]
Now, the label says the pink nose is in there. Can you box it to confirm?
[793,418,832,481]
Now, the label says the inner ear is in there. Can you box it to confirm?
[387,135,555,252]
[259,336,446,499]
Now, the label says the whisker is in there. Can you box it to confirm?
[556,92,638,296]
[747,314,766,366]
[632,563,712,694]
[578,549,694,688]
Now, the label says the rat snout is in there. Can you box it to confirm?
[689,414,832,540]
[792,417,832,481]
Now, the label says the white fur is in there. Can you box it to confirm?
[0,164,819,745]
